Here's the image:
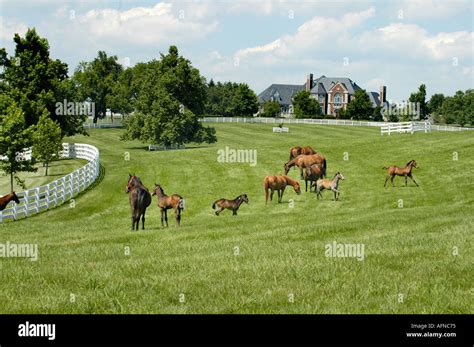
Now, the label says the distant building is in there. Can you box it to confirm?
[258,74,387,117]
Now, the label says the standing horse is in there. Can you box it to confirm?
[288,146,316,162]
[383,160,419,187]
[125,174,152,231]
[212,194,249,216]
[0,192,20,211]
[303,163,324,192]
[315,172,345,201]
[151,184,184,227]
[264,175,301,204]
[284,153,327,179]
[301,146,317,155]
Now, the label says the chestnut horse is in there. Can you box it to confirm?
[212,194,249,215]
[264,175,301,204]
[284,153,327,179]
[383,160,419,187]
[151,183,184,227]
[0,192,20,211]
[125,174,152,231]
[288,146,316,162]
[315,172,345,201]
[303,163,324,192]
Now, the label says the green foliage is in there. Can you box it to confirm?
[0,104,36,191]
[293,91,321,119]
[428,93,445,115]
[73,51,123,122]
[32,113,63,176]
[372,106,383,121]
[205,80,258,116]
[0,28,83,136]
[439,90,473,126]
[229,83,258,117]
[408,84,428,119]
[344,89,373,120]
[261,101,281,117]
[122,47,216,146]
[107,67,135,117]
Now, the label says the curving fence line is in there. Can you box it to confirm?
[0,143,100,222]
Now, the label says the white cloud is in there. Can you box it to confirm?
[395,0,472,19]
[0,17,28,45]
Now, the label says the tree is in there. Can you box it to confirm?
[0,104,36,191]
[229,83,259,117]
[344,89,373,120]
[0,28,84,136]
[32,113,63,176]
[107,67,135,119]
[464,89,474,126]
[261,101,281,117]
[73,51,123,123]
[408,84,428,119]
[293,91,321,118]
[372,106,383,121]
[428,93,445,115]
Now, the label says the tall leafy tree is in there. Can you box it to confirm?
[73,51,123,123]
[293,91,321,118]
[261,101,281,117]
[428,93,445,115]
[408,84,428,119]
[229,83,258,117]
[0,104,36,191]
[32,113,63,176]
[345,89,373,120]
[0,28,83,136]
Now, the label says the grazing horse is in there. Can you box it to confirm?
[125,174,152,231]
[383,160,419,187]
[315,172,345,200]
[284,154,327,179]
[212,194,249,216]
[0,192,20,211]
[151,184,184,227]
[303,163,324,192]
[264,175,301,204]
[289,146,302,162]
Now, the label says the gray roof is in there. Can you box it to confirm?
[258,83,305,106]
[310,75,362,94]
[367,91,381,108]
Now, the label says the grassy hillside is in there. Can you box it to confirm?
[0,124,472,313]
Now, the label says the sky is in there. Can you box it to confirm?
[0,0,473,101]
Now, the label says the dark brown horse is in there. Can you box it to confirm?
[384,160,419,187]
[264,175,301,204]
[125,174,152,231]
[151,184,184,227]
[0,192,20,211]
[284,153,327,179]
[288,146,316,162]
[212,194,249,215]
[303,163,324,192]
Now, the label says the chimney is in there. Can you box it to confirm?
[306,74,313,92]
[380,85,387,104]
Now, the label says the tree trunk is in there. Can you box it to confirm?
[45,162,49,176]
[10,173,13,192]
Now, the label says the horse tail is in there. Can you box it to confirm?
[212,200,219,210]
[382,166,389,170]
[322,158,327,177]
[264,177,269,203]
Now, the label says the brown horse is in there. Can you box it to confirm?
[384,160,419,187]
[151,183,184,227]
[301,146,317,155]
[284,153,327,179]
[315,172,345,201]
[303,163,324,192]
[125,174,152,231]
[212,194,249,216]
[0,192,20,211]
[288,146,316,162]
[264,175,301,204]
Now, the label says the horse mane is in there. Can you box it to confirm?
[283,175,298,186]
[406,160,414,166]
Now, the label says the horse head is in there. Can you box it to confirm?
[410,160,418,169]
[336,172,345,180]
[294,182,301,195]
[241,194,249,204]
[283,162,291,175]
[151,183,163,196]
[12,192,20,204]
[125,174,139,193]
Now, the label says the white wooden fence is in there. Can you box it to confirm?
[272,127,289,133]
[0,143,100,222]
[200,117,473,132]
[380,121,431,135]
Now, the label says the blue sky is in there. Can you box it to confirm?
[0,0,473,101]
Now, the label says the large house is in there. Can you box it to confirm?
[258,74,387,116]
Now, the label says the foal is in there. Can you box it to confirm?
[151,184,184,227]
[303,164,324,192]
[384,160,419,187]
[315,172,345,201]
[0,192,20,211]
[212,194,249,216]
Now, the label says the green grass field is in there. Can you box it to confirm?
[0,124,472,313]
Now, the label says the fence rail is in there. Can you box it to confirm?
[199,117,473,132]
[0,143,100,222]
[380,121,431,135]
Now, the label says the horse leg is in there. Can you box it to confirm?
[215,207,224,215]
[305,179,308,192]
[390,175,395,187]
[300,167,304,180]
[384,175,390,187]
[164,209,169,227]
[142,212,145,230]
[405,175,408,187]
[160,209,164,228]
[270,189,274,202]
[131,216,135,231]
[279,187,285,203]
[175,208,181,226]
[232,208,237,216]
[136,214,141,230]
[409,173,419,186]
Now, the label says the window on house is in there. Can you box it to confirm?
[334,93,342,107]
[319,95,325,103]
